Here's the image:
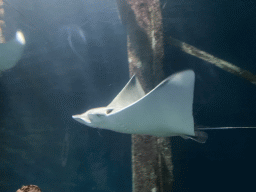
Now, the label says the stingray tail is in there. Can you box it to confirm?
[180,131,208,144]
[195,127,256,130]
[182,127,256,143]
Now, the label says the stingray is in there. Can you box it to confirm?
[72,70,255,143]
[0,30,26,73]
[73,70,206,142]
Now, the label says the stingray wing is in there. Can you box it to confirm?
[107,70,196,136]
[0,31,25,72]
[107,75,145,110]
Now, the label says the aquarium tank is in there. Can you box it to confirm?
[0,0,256,192]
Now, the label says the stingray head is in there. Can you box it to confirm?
[72,107,114,128]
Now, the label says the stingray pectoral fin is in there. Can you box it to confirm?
[107,75,145,109]
[108,70,196,137]
[151,70,195,136]
[180,131,208,143]
[0,30,25,72]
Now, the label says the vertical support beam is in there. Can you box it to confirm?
[116,0,173,191]
[0,0,5,43]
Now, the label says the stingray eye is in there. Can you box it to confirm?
[96,114,104,118]
[106,109,113,114]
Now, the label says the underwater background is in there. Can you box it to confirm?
[0,0,256,191]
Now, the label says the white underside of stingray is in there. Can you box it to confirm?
[0,31,25,72]
[73,70,200,138]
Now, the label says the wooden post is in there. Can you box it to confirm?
[0,0,5,43]
[116,0,173,191]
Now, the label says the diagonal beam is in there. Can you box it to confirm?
[168,36,256,85]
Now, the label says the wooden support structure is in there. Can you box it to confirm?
[115,0,256,191]
[0,0,5,43]
[168,36,256,85]
[116,0,173,191]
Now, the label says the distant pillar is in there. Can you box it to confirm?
[116,0,174,191]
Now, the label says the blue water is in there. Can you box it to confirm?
[1,0,256,191]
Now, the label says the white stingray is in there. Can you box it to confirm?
[73,70,256,143]
[0,30,25,73]
[73,70,209,141]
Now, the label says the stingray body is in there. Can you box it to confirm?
[73,70,197,138]
[0,30,25,73]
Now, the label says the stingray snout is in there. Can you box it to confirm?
[72,114,91,124]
